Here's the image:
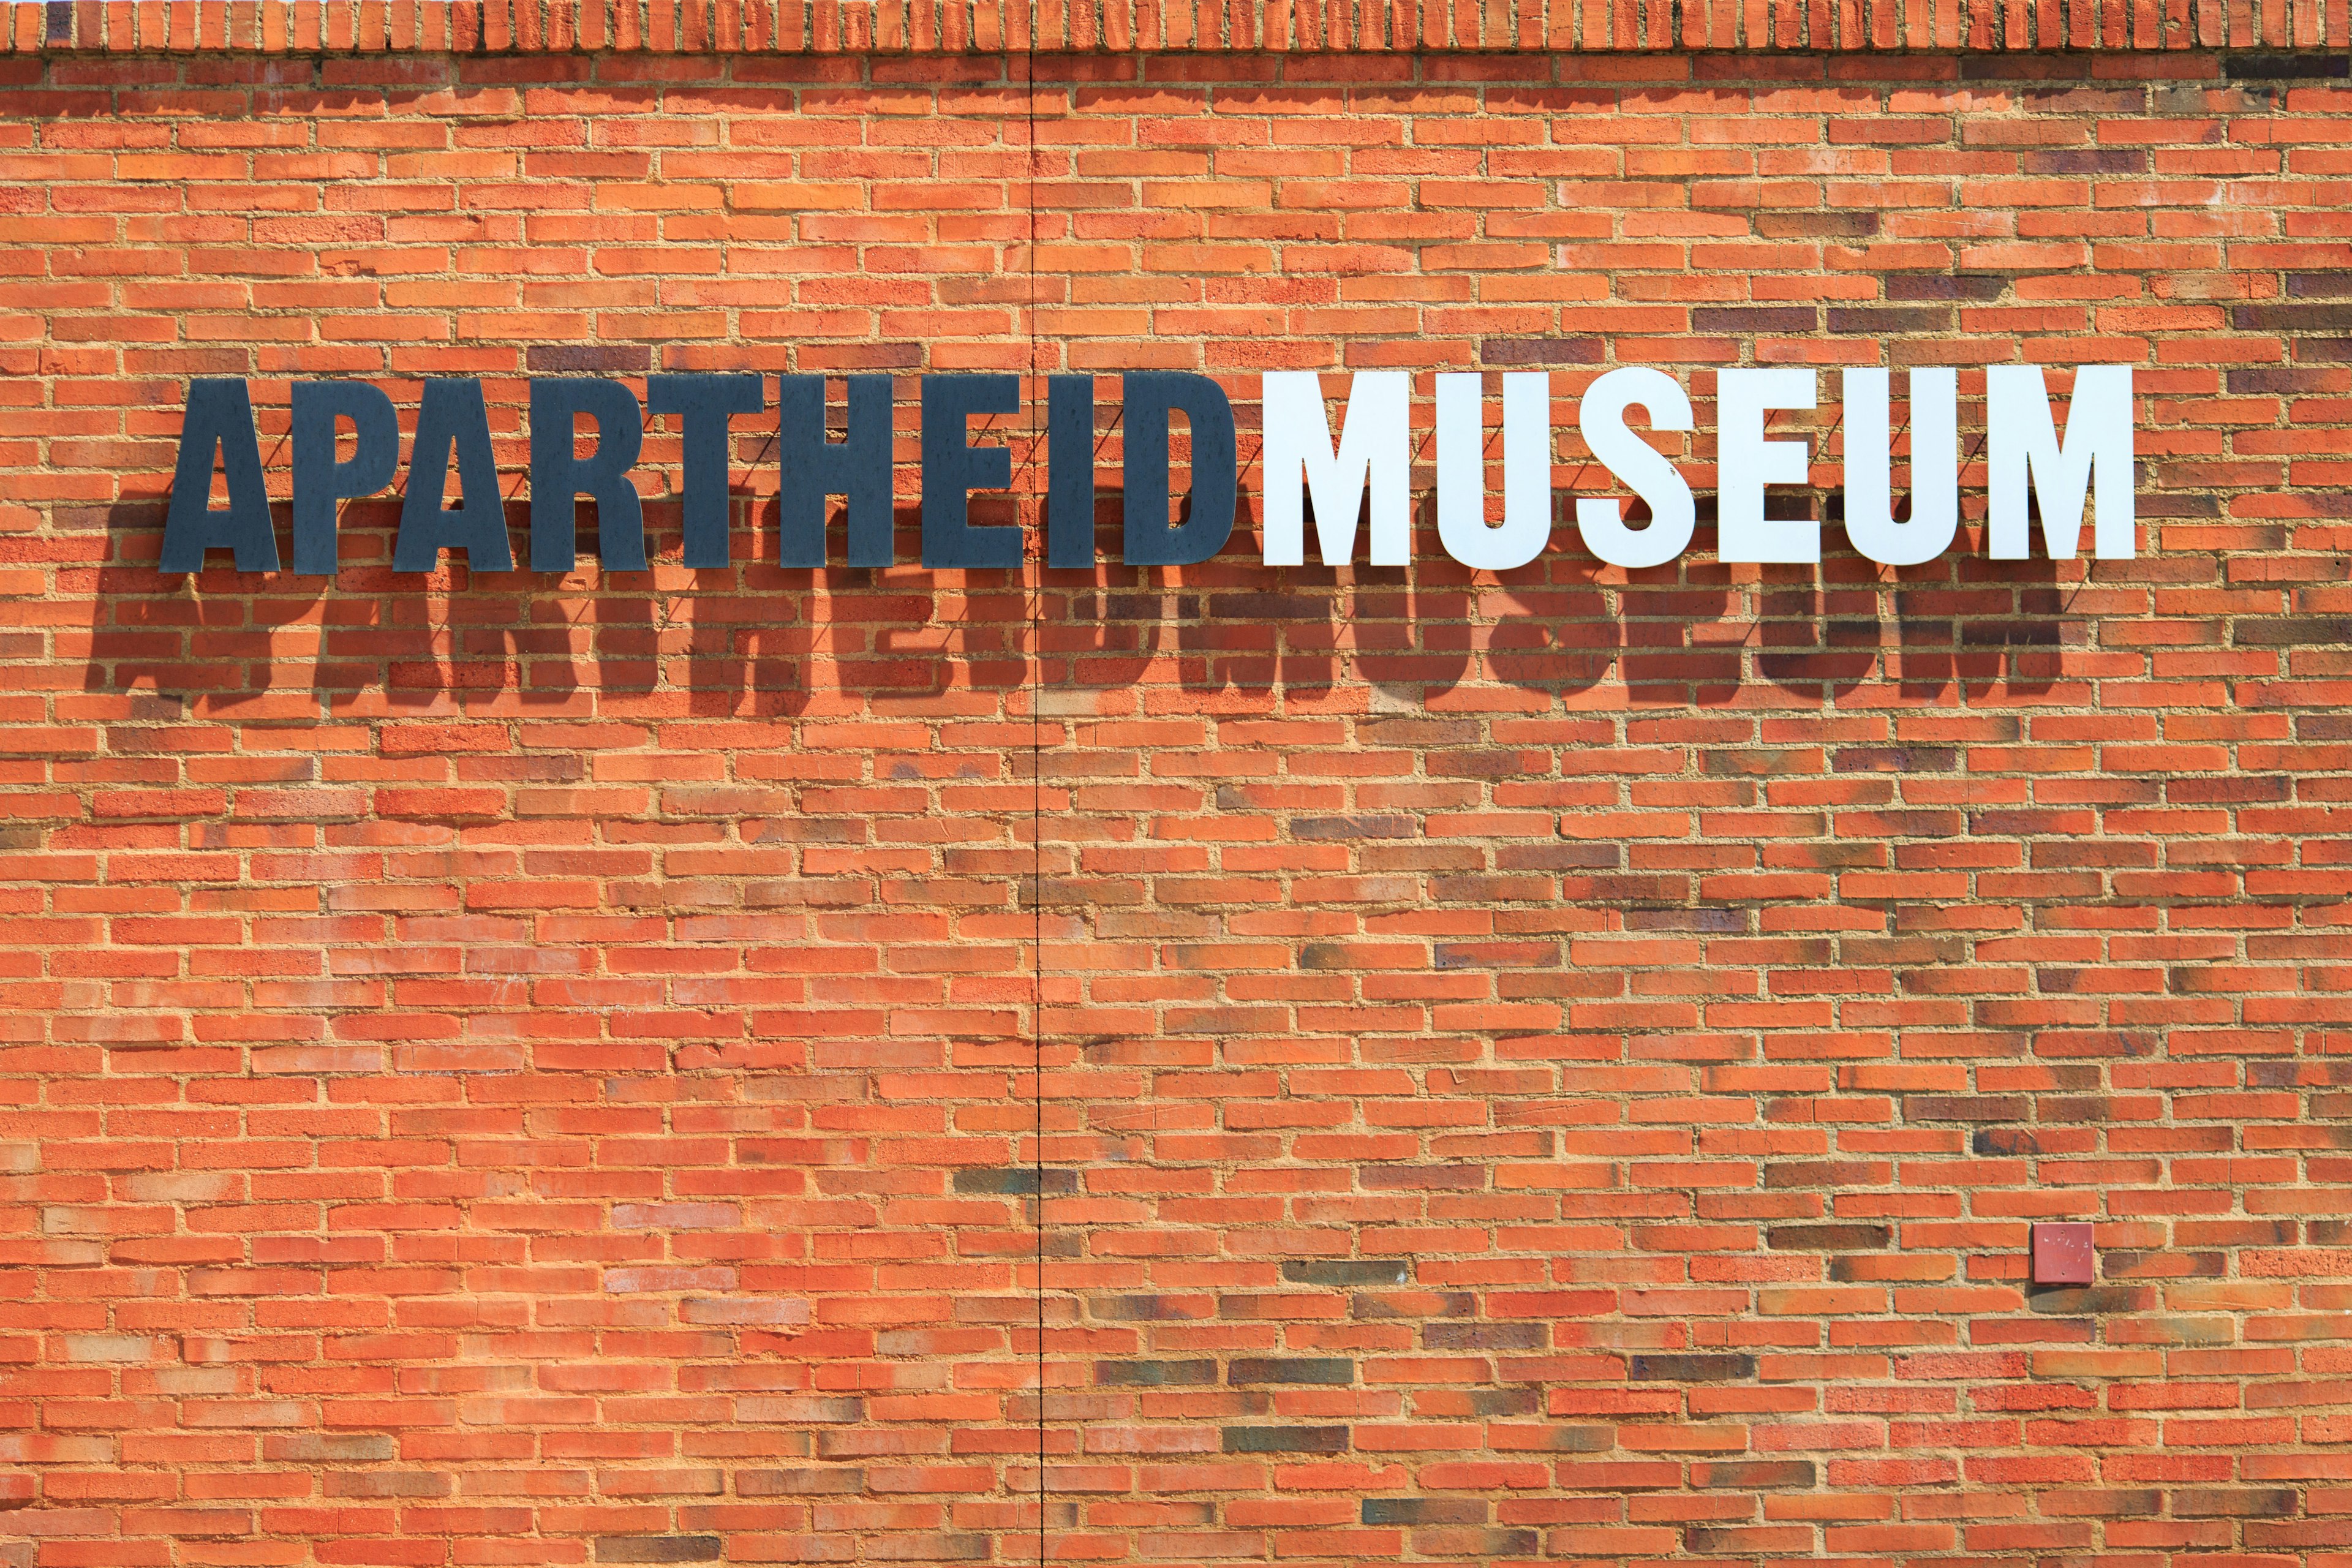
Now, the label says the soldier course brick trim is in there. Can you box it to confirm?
[12,0,2352,51]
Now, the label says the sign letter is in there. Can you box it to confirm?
[1988,364,2135,560]
[1261,371,1410,567]
[160,379,277,575]
[1575,368,1695,571]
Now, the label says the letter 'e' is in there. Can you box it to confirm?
[1716,368,1818,564]
[920,375,1021,569]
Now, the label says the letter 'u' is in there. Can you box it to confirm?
[1434,372,1551,571]
[1841,368,1958,567]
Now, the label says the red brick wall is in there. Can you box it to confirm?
[6,31,2352,1568]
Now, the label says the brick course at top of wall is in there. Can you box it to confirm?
[11,0,2352,53]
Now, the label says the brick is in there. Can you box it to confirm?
[1222,1428,1352,1454]
[594,1541,723,1564]
[1627,1355,1759,1382]
[1227,1358,1355,1384]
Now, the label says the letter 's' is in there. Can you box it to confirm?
[1575,368,1695,570]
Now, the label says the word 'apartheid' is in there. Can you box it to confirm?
[160,366,2138,578]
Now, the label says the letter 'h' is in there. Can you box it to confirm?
[777,374,893,567]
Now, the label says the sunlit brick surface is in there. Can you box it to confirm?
[2,39,2351,1568]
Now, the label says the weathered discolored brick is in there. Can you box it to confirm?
[1227,1358,1354,1385]
[594,1540,722,1564]
[1627,1355,1758,1382]
[1222,1428,1351,1455]
[1096,1360,1217,1386]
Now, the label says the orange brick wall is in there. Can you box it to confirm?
[5,30,2352,1568]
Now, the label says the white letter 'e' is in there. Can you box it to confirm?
[1716,367,1817,564]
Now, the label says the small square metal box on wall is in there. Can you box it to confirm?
[2032,1224,2097,1286]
